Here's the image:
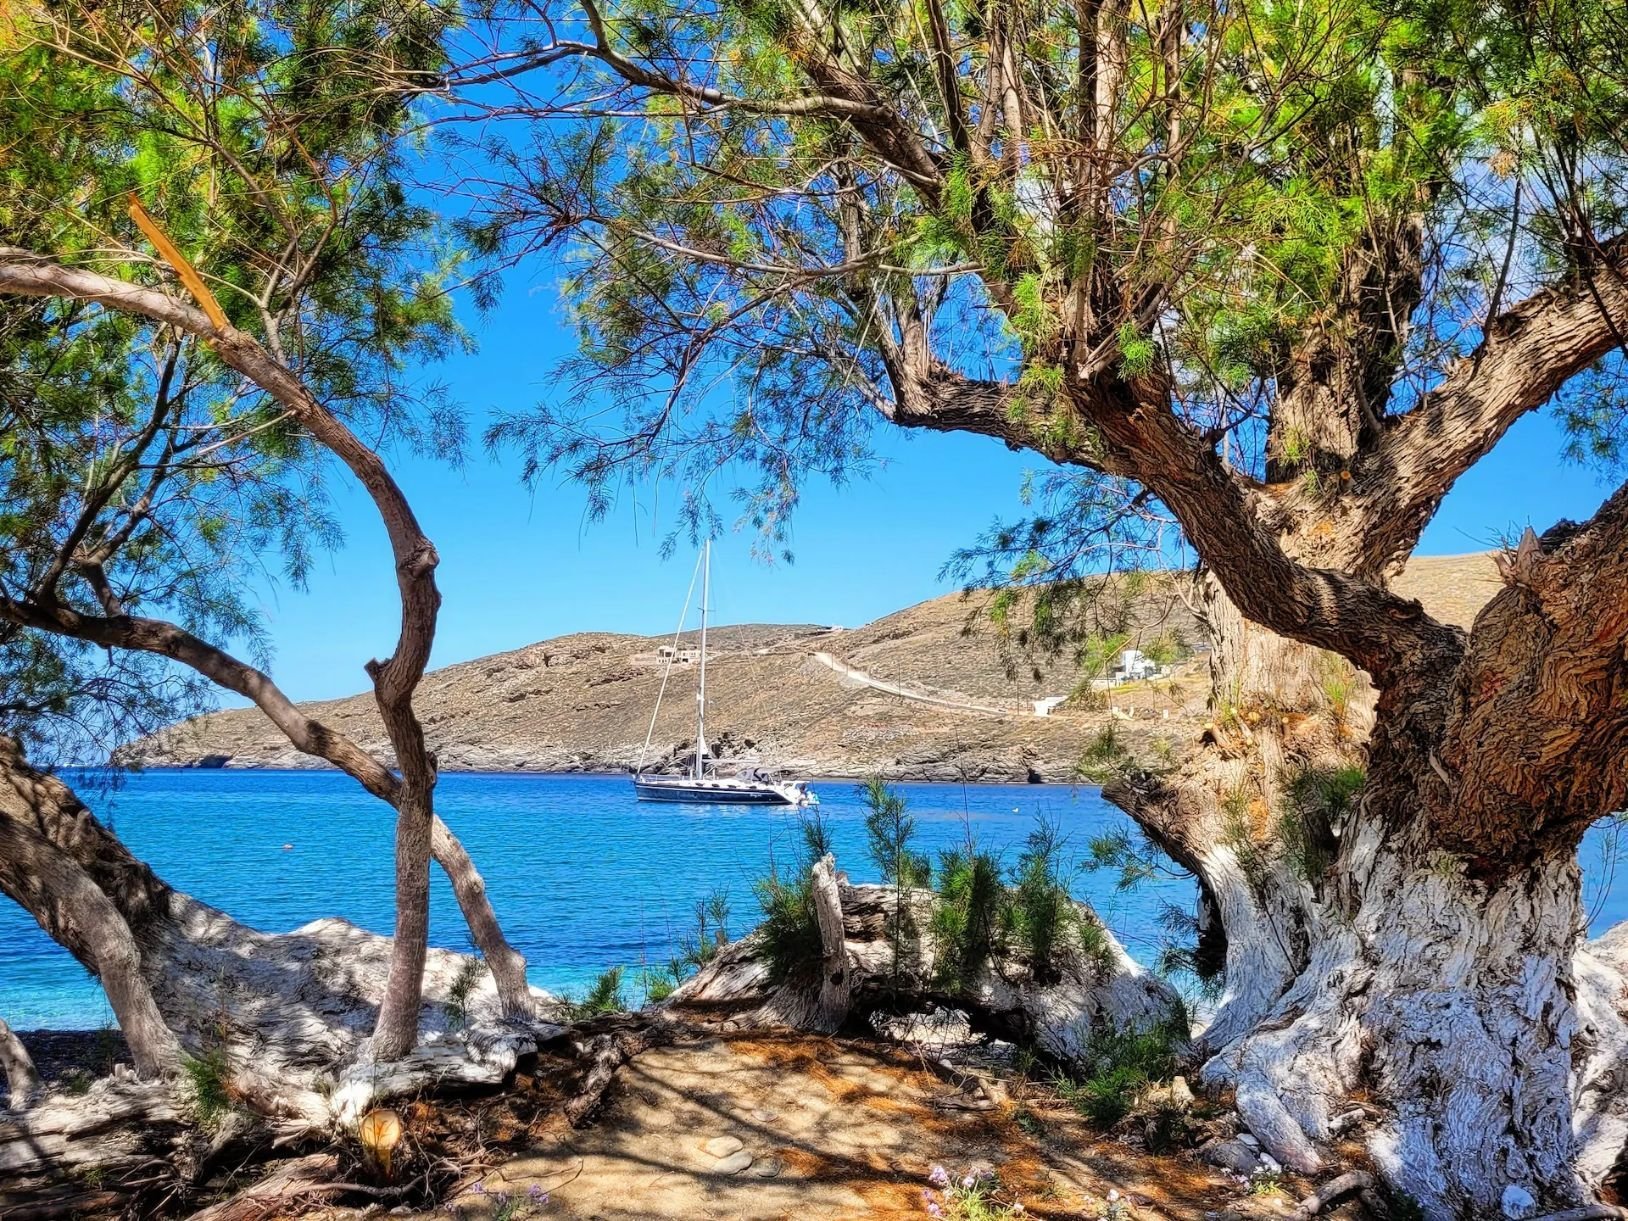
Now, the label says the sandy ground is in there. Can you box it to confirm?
[405,1034,1305,1221]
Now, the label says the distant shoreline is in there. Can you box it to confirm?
[92,765,1091,789]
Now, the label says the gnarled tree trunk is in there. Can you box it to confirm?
[1110,523,1628,1217]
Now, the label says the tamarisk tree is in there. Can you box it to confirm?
[0,0,531,1065]
[450,0,1628,1211]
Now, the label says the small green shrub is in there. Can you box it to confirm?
[861,776,930,888]
[446,956,485,1031]
[1058,1017,1187,1130]
[561,967,628,1021]
[931,846,1006,991]
[1009,817,1076,982]
[640,964,678,1003]
[754,869,824,983]
[861,777,929,990]
[750,810,835,984]
[183,1048,233,1126]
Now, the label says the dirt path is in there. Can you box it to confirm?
[809,652,1019,717]
[415,1034,1295,1221]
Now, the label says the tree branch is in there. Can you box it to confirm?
[0,594,401,801]
[1432,487,1628,865]
[1348,240,1628,573]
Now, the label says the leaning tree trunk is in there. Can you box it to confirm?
[0,1018,41,1108]
[0,738,559,1129]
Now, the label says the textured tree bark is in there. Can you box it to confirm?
[1109,505,1628,1216]
[809,853,853,1033]
[0,812,182,1079]
[0,1019,41,1109]
[370,789,435,1060]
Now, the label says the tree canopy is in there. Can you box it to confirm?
[459,0,1628,626]
[0,0,465,762]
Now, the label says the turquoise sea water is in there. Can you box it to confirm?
[3,770,1626,1030]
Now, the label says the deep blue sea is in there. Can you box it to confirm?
[4,770,1626,1030]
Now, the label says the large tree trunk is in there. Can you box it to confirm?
[1106,539,1628,1217]
[1200,813,1628,1218]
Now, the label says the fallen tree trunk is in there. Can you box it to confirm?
[669,863,1182,1070]
[0,740,564,1215]
[0,1071,190,1220]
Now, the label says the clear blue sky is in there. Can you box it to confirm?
[245,273,1619,704]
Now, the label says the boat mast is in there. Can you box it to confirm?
[695,539,710,780]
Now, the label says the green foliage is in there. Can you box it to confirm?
[926,1166,1030,1219]
[1139,630,1189,668]
[182,1048,234,1127]
[1078,724,1133,784]
[561,967,629,1021]
[1008,817,1078,983]
[1220,786,1271,887]
[1277,765,1365,885]
[1318,655,1360,735]
[1056,1018,1187,1128]
[930,845,1008,992]
[927,815,1100,989]
[0,0,471,764]
[861,776,928,988]
[861,776,930,888]
[751,810,831,983]
[446,956,486,1031]
[753,868,824,984]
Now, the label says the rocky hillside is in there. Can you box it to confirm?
[120,555,1499,782]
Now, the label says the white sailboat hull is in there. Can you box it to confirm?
[632,773,814,806]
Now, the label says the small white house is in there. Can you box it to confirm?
[1116,648,1158,681]
[1032,696,1067,717]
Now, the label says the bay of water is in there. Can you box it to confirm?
[3,770,1625,1030]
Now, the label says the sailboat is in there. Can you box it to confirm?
[632,541,816,806]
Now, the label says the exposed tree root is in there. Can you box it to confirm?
[1290,1170,1374,1219]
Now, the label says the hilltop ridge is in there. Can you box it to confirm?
[120,554,1500,782]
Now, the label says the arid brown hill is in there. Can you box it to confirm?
[120,555,1497,781]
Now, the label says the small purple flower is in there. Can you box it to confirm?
[928,1165,950,1188]
[926,1205,943,1218]
[961,1174,977,1190]
[528,1185,548,1203]
[471,1182,487,1196]
[922,1189,937,1203]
